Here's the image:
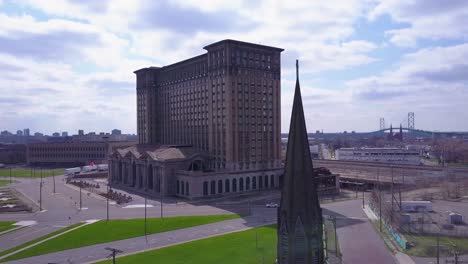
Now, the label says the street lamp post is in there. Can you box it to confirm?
[106,184,109,221]
[39,168,43,211]
[79,183,82,210]
[144,190,148,242]
[52,170,56,194]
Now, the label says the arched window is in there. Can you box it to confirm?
[239,178,244,191]
[186,182,189,196]
[225,179,230,193]
[233,178,237,192]
[218,180,223,194]
[181,181,185,195]
[265,176,269,188]
[176,180,180,194]
[259,175,263,189]
[203,181,208,196]
[210,180,216,195]
[270,175,275,188]
[246,177,250,190]
[252,176,257,190]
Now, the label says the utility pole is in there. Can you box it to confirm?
[105,247,123,264]
[333,216,338,255]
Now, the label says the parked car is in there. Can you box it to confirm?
[266,202,279,208]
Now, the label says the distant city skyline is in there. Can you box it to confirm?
[1,1,468,133]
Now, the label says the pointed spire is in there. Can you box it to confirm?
[296,59,299,81]
[278,60,324,264]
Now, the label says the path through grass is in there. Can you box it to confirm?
[1,214,239,262]
[95,225,277,264]
[0,222,16,233]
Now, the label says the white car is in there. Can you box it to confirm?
[266,203,279,208]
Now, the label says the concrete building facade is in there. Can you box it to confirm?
[110,40,285,199]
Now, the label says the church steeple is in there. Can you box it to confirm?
[277,60,324,264]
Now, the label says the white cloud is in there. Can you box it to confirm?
[369,0,468,47]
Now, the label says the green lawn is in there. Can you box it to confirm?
[95,225,277,264]
[405,234,468,257]
[0,180,10,187]
[0,223,83,259]
[0,222,16,233]
[0,168,64,178]
[1,215,240,262]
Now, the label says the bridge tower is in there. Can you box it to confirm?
[408,112,415,129]
[379,118,385,130]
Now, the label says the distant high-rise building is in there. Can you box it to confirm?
[23,128,30,136]
[52,132,60,137]
[16,130,23,136]
[62,132,68,137]
[78,130,84,136]
[111,129,122,135]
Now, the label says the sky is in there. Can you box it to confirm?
[0,0,468,135]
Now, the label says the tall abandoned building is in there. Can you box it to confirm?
[109,39,285,199]
[277,61,324,263]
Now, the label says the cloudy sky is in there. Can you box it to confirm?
[1,0,468,135]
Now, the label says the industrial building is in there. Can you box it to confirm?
[336,147,421,165]
[27,141,136,167]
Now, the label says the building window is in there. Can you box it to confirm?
[270,175,275,188]
[246,177,250,190]
[186,182,189,196]
[252,177,257,189]
[181,181,185,195]
[233,178,237,192]
[259,175,263,189]
[210,180,216,195]
[265,176,269,188]
[239,178,244,191]
[218,180,223,194]
[203,181,208,196]
[225,179,230,193]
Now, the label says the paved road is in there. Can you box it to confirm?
[324,199,397,264]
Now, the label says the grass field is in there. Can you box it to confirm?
[0,180,10,187]
[1,215,239,262]
[0,223,83,260]
[0,222,16,233]
[95,225,277,264]
[0,168,64,178]
[405,234,468,257]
